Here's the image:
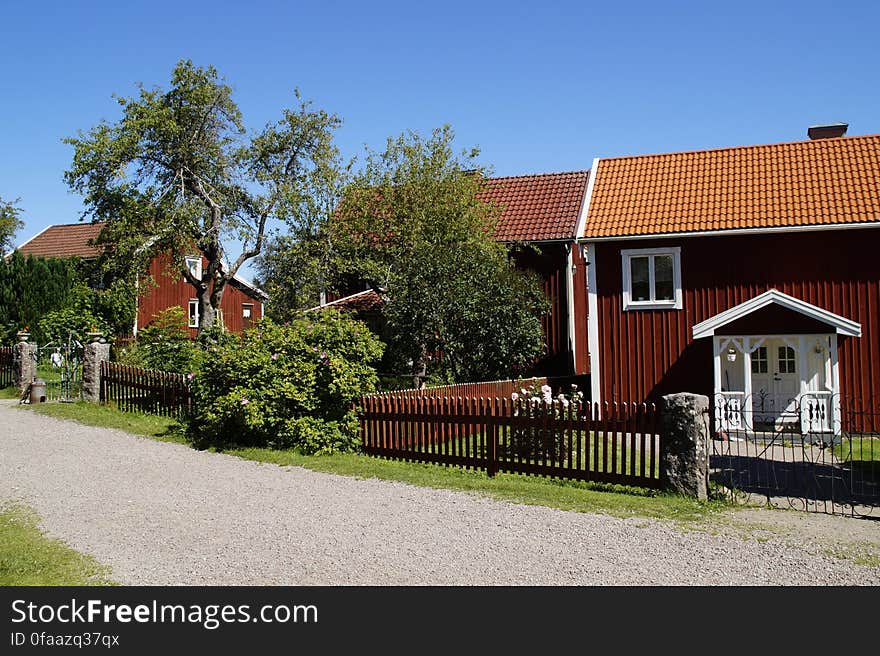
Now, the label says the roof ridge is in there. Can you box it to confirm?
[487,170,589,181]
[599,133,880,164]
[42,221,107,228]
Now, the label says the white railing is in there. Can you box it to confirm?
[715,391,745,431]
[800,391,834,434]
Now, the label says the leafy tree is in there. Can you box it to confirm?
[64,59,342,333]
[330,125,548,384]
[0,252,135,344]
[0,196,24,255]
[0,252,80,343]
[254,234,328,319]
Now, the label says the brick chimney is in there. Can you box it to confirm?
[808,123,848,140]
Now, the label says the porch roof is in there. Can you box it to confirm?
[692,289,861,339]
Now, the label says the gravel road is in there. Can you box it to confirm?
[1,400,878,585]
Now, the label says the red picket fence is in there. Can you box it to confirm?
[100,361,192,418]
[358,395,662,489]
[0,346,13,388]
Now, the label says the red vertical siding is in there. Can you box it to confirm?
[137,253,265,336]
[593,229,880,410]
[511,243,573,376]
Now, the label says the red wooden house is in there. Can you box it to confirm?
[575,126,880,433]
[16,222,267,336]
[320,171,593,378]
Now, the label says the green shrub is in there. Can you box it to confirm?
[187,311,384,454]
[117,307,202,374]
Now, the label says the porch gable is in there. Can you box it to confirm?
[692,289,861,339]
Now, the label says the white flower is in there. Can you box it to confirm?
[511,392,519,401]
[541,384,552,394]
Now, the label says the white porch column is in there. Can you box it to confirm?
[743,337,753,430]
[831,333,841,435]
[798,336,808,395]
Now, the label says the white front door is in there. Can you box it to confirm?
[751,340,800,426]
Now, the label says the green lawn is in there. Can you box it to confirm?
[832,437,880,463]
[832,437,880,479]
[392,428,662,479]
[0,503,115,585]
[26,400,186,443]
[18,398,725,522]
[0,386,22,400]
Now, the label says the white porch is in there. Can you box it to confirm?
[692,290,862,436]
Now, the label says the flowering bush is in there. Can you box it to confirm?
[504,381,585,461]
[186,311,384,454]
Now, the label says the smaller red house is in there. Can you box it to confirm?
[15,222,267,336]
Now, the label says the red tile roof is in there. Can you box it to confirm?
[481,171,589,242]
[583,134,880,238]
[16,222,106,258]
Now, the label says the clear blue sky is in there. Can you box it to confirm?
[2,0,878,276]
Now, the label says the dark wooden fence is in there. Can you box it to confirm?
[100,361,192,419]
[359,395,662,489]
[0,346,13,388]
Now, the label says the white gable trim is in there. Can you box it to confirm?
[7,224,53,259]
[231,273,268,301]
[574,158,600,240]
[692,289,861,339]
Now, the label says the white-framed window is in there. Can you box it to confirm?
[187,299,199,328]
[778,346,796,373]
[184,256,202,282]
[621,247,682,310]
[752,346,768,373]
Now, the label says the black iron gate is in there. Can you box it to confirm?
[711,394,879,518]
[36,334,84,401]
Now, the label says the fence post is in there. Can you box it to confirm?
[660,393,710,499]
[13,332,36,392]
[82,332,111,403]
[487,397,498,477]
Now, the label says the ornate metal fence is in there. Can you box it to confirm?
[0,346,13,388]
[711,394,879,517]
[36,335,84,401]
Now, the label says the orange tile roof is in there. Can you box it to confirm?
[480,170,589,241]
[583,134,880,238]
[17,222,106,258]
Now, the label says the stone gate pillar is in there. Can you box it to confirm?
[13,332,36,392]
[661,392,710,499]
[82,332,111,403]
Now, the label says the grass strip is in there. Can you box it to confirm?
[0,503,115,586]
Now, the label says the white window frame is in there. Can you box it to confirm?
[242,304,253,319]
[187,299,199,328]
[184,256,202,282]
[621,246,682,310]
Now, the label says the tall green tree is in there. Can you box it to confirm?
[331,126,548,384]
[0,196,24,255]
[0,252,79,343]
[64,60,342,332]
